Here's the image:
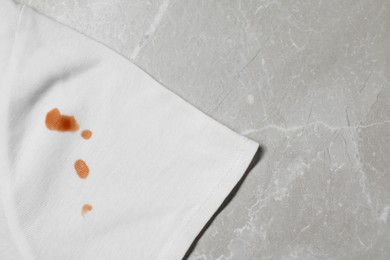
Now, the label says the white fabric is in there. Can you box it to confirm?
[0,0,259,259]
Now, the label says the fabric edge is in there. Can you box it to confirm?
[156,137,259,260]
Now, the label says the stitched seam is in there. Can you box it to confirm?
[156,137,250,259]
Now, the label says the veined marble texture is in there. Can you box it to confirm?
[15,0,390,259]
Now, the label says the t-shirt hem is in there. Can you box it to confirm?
[156,137,259,260]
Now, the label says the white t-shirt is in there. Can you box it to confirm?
[0,0,259,259]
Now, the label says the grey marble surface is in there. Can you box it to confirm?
[16,0,390,259]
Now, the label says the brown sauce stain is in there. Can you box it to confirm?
[45,108,79,132]
[74,159,89,179]
[45,109,95,217]
[82,204,92,216]
[81,130,92,140]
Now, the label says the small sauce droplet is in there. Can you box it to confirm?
[74,160,89,179]
[82,204,92,216]
[81,130,92,140]
[45,108,79,132]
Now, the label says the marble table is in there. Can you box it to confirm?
[16,0,390,259]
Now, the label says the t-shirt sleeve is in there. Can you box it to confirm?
[0,2,259,260]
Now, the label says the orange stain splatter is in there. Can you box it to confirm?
[45,108,79,132]
[74,159,89,179]
[81,130,92,140]
[46,109,95,216]
[82,204,93,216]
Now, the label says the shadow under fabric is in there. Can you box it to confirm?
[0,1,260,259]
